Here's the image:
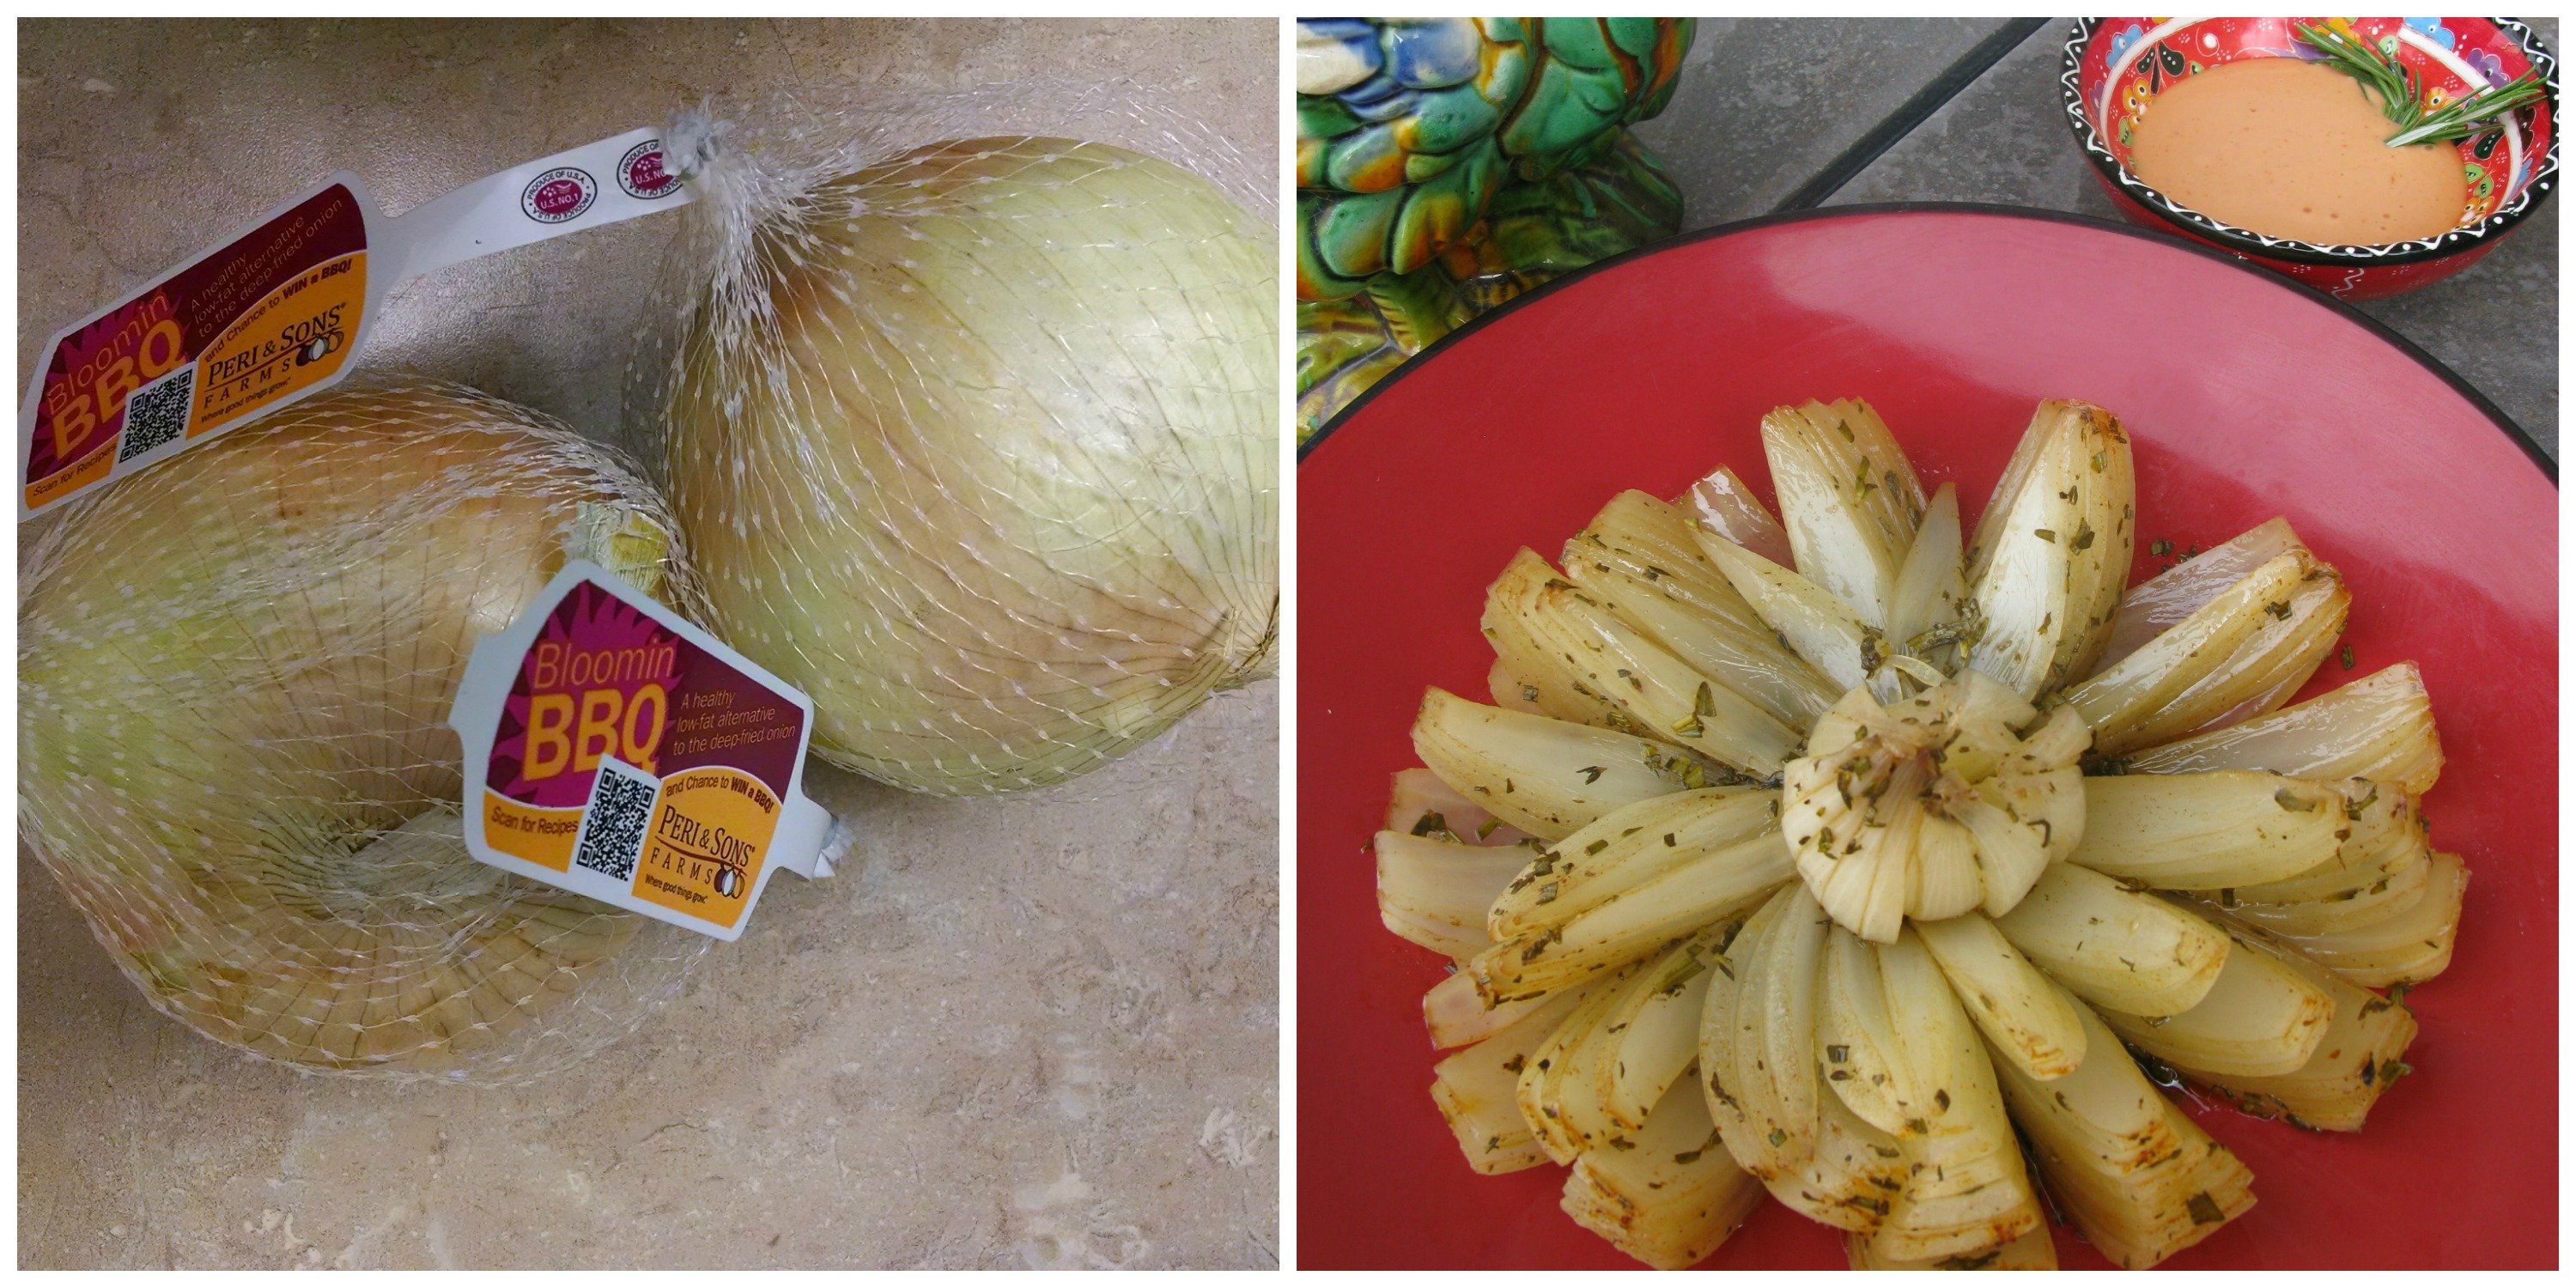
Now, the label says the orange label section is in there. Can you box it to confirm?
[631,766,781,931]
[191,250,366,433]
[22,433,114,510]
[483,789,583,872]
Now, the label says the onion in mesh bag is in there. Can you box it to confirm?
[661,134,1279,795]
[20,380,708,1078]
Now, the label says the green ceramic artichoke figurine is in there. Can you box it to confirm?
[1297,17,1696,441]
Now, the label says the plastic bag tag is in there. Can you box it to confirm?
[19,126,690,520]
[448,561,833,942]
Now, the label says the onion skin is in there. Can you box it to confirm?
[665,137,1279,795]
[20,381,688,1078]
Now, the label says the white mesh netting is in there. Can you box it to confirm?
[630,81,1279,797]
[21,379,713,1083]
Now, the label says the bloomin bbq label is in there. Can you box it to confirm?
[470,571,814,935]
[22,182,367,514]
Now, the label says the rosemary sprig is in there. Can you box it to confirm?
[2392,70,2550,147]
[2295,21,2549,148]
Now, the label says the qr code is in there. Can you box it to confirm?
[118,366,196,463]
[571,757,659,883]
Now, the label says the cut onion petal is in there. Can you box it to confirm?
[1518,962,1652,1162]
[1762,399,1926,628]
[1989,987,2257,1268]
[2061,550,2306,742]
[1431,979,1613,1173]
[1472,836,1791,1002]
[1598,925,1735,1130]
[2157,562,2349,743]
[1908,815,1987,923]
[1425,968,1549,1050]
[2123,663,2442,795]
[1487,659,1550,716]
[1484,549,1634,728]
[1991,863,2230,1016]
[1376,830,1525,959]
[2227,779,2420,906]
[1764,1084,1909,1233]
[2069,771,2341,890]
[2165,914,2425,1129]
[1385,766,1528,847]
[1953,798,2050,916]
[1887,483,1969,663]
[1563,519,1839,731]
[1914,913,2088,1081]
[1702,885,1825,1180]
[1963,401,2136,699]
[2102,517,2306,667]
[1490,787,1775,940]
[1692,527,1878,690]
[1817,925,1929,1137]
[1867,929,2042,1262]
[2094,927,2336,1077]
[1486,549,1802,775]
[1562,1074,1767,1269]
[1412,688,1708,841]
[1573,489,1775,637]
[2231,851,2466,988]
[1849,1220,2058,1270]
[1679,465,1795,568]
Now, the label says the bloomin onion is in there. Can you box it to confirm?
[1372,396,2471,1269]
[661,135,1277,795]
[20,381,705,1078]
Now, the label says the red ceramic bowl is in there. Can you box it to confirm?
[1297,205,2556,1269]
[2063,16,2558,299]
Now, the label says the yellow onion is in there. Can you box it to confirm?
[662,136,1278,795]
[19,380,703,1078]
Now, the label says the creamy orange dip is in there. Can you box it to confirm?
[2129,57,2468,245]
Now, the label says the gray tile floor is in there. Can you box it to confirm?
[1631,17,2559,458]
[1631,17,2003,224]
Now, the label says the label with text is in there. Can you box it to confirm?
[451,562,835,940]
[21,183,368,513]
[20,125,695,521]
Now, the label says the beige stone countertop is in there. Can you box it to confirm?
[18,18,1279,1270]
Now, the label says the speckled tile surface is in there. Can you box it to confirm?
[18,17,1278,1271]
[1824,18,2558,458]
[1630,18,2008,226]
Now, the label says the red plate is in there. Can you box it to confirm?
[1296,206,2556,1270]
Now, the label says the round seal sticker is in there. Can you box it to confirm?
[618,140,681,200]
[520,167,598,224]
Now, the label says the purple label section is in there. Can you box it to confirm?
[28,184,365,486]
[489,578,804,808]
[658,625,805,787]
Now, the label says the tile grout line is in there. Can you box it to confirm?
[1771,17,2055,214]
